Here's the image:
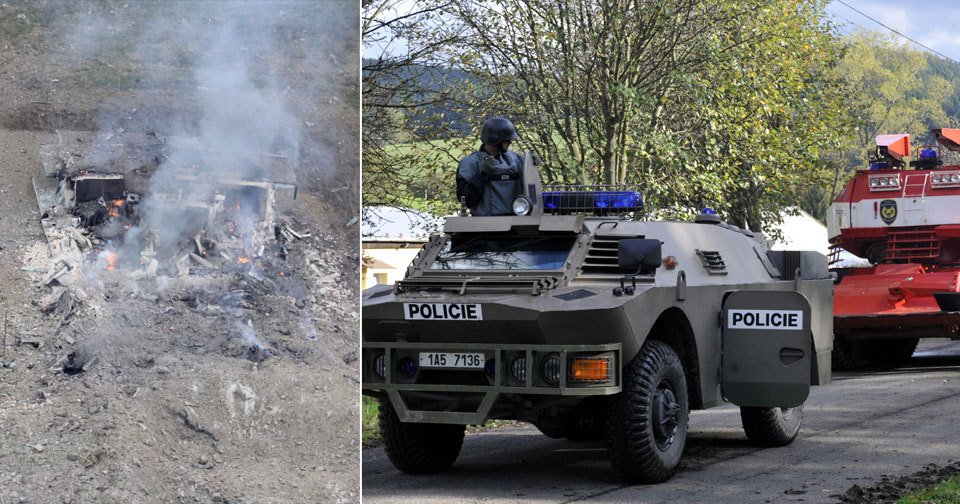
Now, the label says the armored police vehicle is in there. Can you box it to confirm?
[362,155,833,483]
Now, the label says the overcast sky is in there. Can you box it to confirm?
[827,0,960,63]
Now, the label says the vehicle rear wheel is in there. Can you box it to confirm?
[378,399,465,474]
[865,243,886,265]
[606,340,688,484]
[867,338,918,367]
[740,405,803,447]
[831,335,861,370]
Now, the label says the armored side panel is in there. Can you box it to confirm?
[721,290,812,407]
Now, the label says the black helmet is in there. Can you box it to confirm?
[480,117,518,145]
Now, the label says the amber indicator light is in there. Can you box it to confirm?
[569,357,610,382]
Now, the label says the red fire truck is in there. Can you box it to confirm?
[827,128,960,368]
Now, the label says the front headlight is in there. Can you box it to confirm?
[512,195,531,216]
[539,353,561,385]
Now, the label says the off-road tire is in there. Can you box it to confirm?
[740,405,804,447]
[868,338,918,367]
[831,335,860,370]
[606,340,688,484]
[378,399,465,474]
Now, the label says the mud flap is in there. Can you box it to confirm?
[722,290,812,408]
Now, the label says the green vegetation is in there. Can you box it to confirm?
[362,396,380,445]
[897,476,960,503]
[364,0,960,231]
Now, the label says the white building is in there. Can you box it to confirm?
[770,208,869,268]
[361,206,442,290]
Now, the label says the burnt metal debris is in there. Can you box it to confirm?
[33,130,299,280]
[27,130,324,370]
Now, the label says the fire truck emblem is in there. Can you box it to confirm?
[879,199,897,225]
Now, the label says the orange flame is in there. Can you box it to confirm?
[107,199,123,218]
[105,251,118,271]
[237,257,251,264]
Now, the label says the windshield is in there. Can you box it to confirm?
[430,234,576,270]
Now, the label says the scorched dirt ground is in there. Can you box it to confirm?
[0,2,360,503]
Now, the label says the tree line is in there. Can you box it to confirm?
[362,0,958,231]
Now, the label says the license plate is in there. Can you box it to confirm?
[419,352,485,369]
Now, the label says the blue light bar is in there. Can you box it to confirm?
[542,190,643,213]
[920,148,938,159]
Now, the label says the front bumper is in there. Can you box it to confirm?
[362,341,621,424]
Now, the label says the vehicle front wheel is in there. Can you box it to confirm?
[378,399,465,474]
[606,340,688,484]
[740,405,803,447]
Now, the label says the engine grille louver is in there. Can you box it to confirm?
[580,235,640,275]
[696,249,727,274]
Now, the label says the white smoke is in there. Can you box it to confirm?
[51,1,342,266]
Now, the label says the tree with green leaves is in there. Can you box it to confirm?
[673,0,852,230]
[363,0,893,233]
[832,31,954,182]
[841,31,953,149]
[443,0,849,231]
[447,0,736,186]
[362,0,470,215]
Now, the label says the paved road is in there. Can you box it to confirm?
[362,340,960,503]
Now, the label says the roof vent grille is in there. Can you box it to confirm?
[696,249,727,274]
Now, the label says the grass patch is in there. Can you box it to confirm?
[362,396,380,445]
[897,476,960,503]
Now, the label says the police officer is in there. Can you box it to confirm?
[457,117,524,216]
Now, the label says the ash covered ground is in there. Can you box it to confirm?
[0,2,359,503]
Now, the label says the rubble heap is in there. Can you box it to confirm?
[23,131,352,364]
[0,130,358,502]
[34,131,302,282]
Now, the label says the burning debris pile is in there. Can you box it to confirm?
[0,127,358,502]
[0,1,359,501]
[34,130,300,284]
[2,128,358,503]
[26,130,336,366]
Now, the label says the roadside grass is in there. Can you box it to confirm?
[362,396,380,445]
[897,476,960,503]
[362,396,523,447]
